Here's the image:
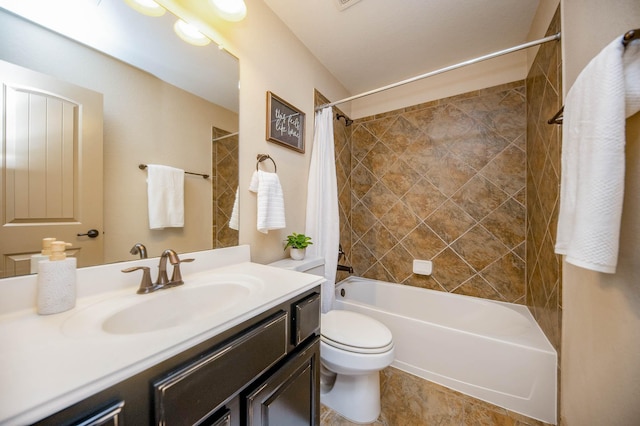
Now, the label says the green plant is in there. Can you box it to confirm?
[284,233,313,250]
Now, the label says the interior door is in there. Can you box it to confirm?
[0,60,103,277]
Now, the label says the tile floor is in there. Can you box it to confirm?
[320,367,552,426]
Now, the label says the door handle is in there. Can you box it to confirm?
[77,229,100,238]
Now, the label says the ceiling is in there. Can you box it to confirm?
[264,0,540,97]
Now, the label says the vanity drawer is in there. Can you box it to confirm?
[153,311,288,425]
[292,292,320,345]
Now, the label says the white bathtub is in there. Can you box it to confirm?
[334,276,557,424]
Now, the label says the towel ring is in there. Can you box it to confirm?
[256,154,277,172]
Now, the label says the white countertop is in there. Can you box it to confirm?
[0,247,323,425]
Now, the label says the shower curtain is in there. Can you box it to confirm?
[305,107,339,313]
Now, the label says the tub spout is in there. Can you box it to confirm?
[337,264,353,273]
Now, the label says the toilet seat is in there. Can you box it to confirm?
[321,310,393,354]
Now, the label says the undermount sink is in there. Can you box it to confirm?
[103,283,251,334]
[62,274,264,336]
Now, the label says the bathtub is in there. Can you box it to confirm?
[334,276,557,424]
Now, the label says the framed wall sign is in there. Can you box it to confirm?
[266,91,305,153]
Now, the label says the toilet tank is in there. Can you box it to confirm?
[269,257,325,276]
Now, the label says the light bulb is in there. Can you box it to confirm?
[210,0,247,22]
[174,19,211,46]
[123,0,166,17]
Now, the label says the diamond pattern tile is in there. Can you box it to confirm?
[524,7,562,353]
[345,81,528,304]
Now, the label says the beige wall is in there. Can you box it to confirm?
[560,1,640,424]
[350,53,528,119]
[162,0,351,264]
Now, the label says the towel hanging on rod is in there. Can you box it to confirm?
[256,154,277,172]
[139,164,209,179]
[548,28,639,125]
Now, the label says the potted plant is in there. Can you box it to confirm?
[284,233,313,260]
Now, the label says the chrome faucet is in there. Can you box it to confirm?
[122,249,194,294]
[129,243,148,259]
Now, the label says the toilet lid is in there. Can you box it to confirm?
[321,310,393,353]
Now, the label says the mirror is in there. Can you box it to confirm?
[0,0,239,277]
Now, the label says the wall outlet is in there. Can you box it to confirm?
[413,259,433,276]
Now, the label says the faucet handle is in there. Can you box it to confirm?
[122,266,157,294]
[169,258,195,285]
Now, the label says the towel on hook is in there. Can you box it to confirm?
[229,186,240,230]
[555,35,640,273]
[248,170,286,233]
[146,164,185,229]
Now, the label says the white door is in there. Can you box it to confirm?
[0,60,104,277]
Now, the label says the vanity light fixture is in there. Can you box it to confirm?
[173,19,211,46]
[123,0,166,17]
[210,0,247,22]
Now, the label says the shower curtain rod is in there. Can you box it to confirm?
[315,32,561,111]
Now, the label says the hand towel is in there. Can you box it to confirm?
[248,170,286,233]
[555,36,640,273]
[229,186,240,230]
[146,164,185,229]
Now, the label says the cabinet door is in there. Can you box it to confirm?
[154,312,288,425]
[245,337,320,426]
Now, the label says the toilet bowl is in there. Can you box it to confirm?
[320,310,394,423]
[268,257,395,424]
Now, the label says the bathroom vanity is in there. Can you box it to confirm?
[0,246,323,425]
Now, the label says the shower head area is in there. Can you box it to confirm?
[336,113,353,126]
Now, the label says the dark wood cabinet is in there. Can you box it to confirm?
[72,401,125,426]
[34,288,320,426]
[244,337,320,426]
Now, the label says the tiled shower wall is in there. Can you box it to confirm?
[212,127,239,248]
[525,7,562,352]
[348,82,527,303]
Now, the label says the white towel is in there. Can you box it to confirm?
[555,36,640,273]
[248,170,286,233]
[229,186,240,230]
[146,164,185,229]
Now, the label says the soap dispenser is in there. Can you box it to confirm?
[30,237,56,274]
[36,241,77,315]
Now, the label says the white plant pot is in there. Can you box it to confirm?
[290,248,306,260]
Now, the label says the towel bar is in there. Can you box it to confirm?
[548,28,639,125]
[139,164,209,179]
[256,154,277,172]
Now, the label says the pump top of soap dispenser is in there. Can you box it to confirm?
[49,241,71,261]
[41,238,56,256]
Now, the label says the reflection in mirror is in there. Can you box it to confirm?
[0,0,239,277]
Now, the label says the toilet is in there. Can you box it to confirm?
[269,257,395,424]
